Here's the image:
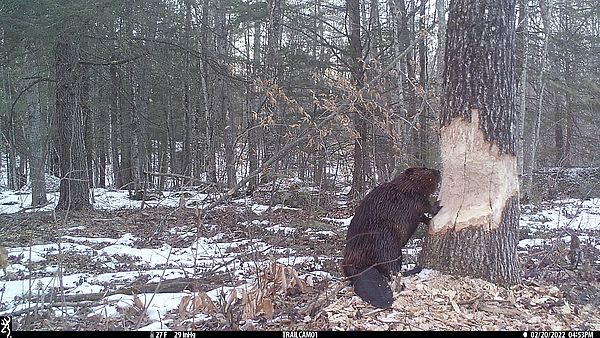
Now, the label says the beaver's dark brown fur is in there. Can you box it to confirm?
[342,167,442,308]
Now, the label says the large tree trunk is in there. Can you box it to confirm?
[418,0,521,284]
[54,34,92,211]
[27,80,48,206]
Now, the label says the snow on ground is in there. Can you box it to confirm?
[0,188,215,214]
[0,228,274,312]
[520,198,600,231]
[1,182,599,329]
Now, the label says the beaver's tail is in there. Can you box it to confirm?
[348,267,393,308]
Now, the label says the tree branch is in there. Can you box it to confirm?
[199,28,433,216]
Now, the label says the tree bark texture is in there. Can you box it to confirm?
[54,34,92,211]
[418,0,521,285]
[348,0,368,198]
[27,81,48,206]
[109,56,123,189]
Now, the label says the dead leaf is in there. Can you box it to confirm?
[133,294,144,310]
[178,295,191,318]
[262,298,274,319]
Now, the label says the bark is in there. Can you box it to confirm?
[54,34,92,211]
[564,91,573,167]
[27,81,48,206]
[247,21,261,192]
[526,0,551,195]
[262,0,284,183]
[348,0,368,198]
[416,2,428,166]
[224,105,237,189]
[516,0,528,177]
[555,93,565,164]
[166,93,179,188]
[5,72,19,190]
[435,0,446,89]
[215,7,237,189]
[559,57,572,167]
[418,0,521,284]
[390,0,418,165]
[109,56,123,189]
[182,0,193,181]
[81,65,95,190]
[119,1,134,189]
[128,70,141,191]
[199,0,217,185]
[97,79,107,188]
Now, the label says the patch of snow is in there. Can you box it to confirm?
[265,225,296,235]
[519,238,551,248]
[61,235,118,245]
[5,263,27,274]
[251,204,270,214]
[65,226,87,231]
[66,282,104,295]
[276,256,315,266]
[88,304,120,318]
[251,220,270,226]
[309,230,335,237]
[322,216,353,227]
[53,306,77,317]
[138,321,172,331]
[416,268,435,280]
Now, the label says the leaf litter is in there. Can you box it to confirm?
[0,190,599,331]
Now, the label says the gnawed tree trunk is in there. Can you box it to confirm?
[54,34,92,211]
[418,0,521,284]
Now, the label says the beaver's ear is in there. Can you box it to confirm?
[404,168,414,176]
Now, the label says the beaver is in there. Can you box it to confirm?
[342,167,442,308]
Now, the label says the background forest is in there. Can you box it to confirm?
[1,0,598,203]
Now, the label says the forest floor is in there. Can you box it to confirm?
[1,187,600,331]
